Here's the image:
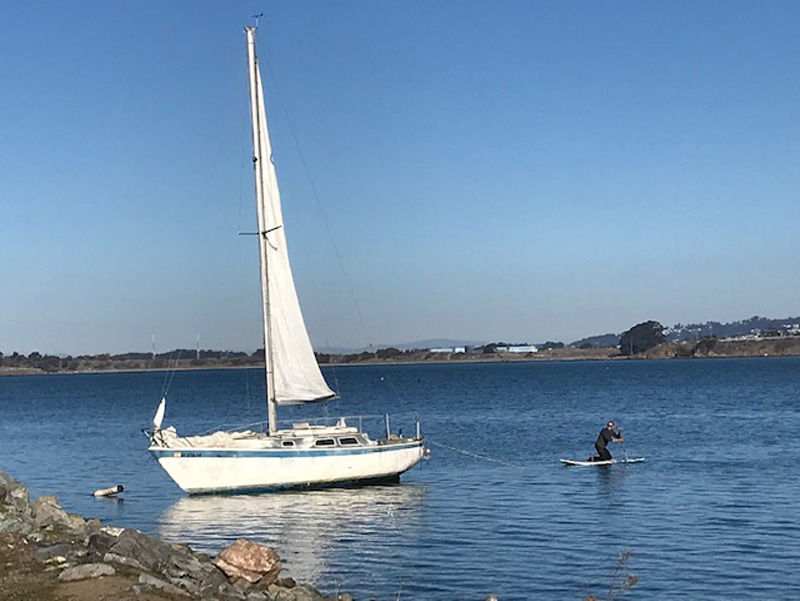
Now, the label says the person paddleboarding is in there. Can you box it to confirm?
[589,420,624,462]
[561,420,643,466]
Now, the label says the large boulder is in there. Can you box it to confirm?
[213,539,280,585]
[109,528,176,572]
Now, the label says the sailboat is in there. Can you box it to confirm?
[147,26,426,494]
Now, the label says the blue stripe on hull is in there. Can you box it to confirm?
[148,441,422,460]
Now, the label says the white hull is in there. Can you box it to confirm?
[150,439,425,494]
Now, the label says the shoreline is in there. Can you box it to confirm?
[0,470,350,601]
[2,338,800,377]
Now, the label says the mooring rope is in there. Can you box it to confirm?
[426,439,525,469]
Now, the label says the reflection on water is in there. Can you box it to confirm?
[159,484,426,585]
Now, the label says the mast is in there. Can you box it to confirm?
[245,26,278,434]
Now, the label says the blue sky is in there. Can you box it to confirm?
[2,1,799,355]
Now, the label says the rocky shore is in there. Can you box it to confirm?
[0,470,350,601]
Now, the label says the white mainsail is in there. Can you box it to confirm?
[247,29,335,406]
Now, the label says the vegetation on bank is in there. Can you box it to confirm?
[0,349,259,374]
[3,315,800,375]
[619,321,665,356]
[2,335,800,376]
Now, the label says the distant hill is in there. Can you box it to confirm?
[316,339,484,353]
[570,333,620,349]
[665,315,800,341]
[6,315,800,367]
[571,316,800,349]
[6,330,800,376]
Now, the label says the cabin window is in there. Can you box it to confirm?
[315,439,335,447]
[338,437,359,446]
[281,440,295,447]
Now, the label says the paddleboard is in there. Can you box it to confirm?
[560,457,645,467]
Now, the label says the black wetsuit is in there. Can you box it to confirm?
[594,427,621,461]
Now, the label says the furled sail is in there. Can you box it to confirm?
[248,31,336,405]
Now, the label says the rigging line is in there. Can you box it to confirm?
[159,352,174,397]
[160,349,184,398]
[237,128,248,236]
[236,60,257,238]
[381,374,406,406]
[159,362,171,397]
[426,439,526,469]
[321,356,343,404]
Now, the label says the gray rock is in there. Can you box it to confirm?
[0,471,31,513]
[103,551,146,571]
[0,472,34,534]
[0,512,34,534]
[89,530,118,554]
[166,548,205,578]
[292,583,327,601]
[35,542,78,563]
[44,561,71,572]
[217,581,248,600]
[31,495,85,533]
[272,589,297,601]
[64,512,88,532]
[168,576,202,596]
[166,546,233,596]
[194,564,230,594]
[138,573,190,597]
[0,475,10,502]
[58,562,116,582]
[110,528,174,572]
[25,530,44,543]
[233,577,254,593]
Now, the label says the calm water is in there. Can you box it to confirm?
[1,358,799,600]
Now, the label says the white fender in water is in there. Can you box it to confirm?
[93,484,124,497]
